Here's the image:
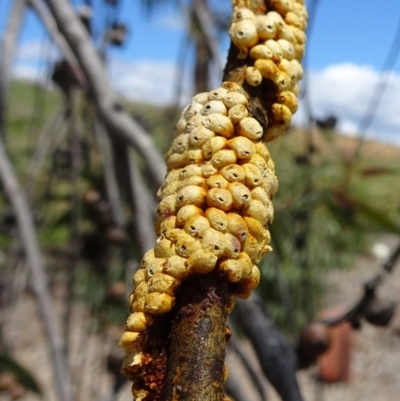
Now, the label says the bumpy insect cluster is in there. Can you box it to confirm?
[229,0,307,141]
[119,1,306,399]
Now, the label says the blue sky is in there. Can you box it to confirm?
[1,0,400,144]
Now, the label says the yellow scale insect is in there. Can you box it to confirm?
[119,0,307,399]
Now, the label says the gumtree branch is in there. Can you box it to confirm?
[236,294,304,401]
[42,0,166,187]
[0,134,71,401]
[0,0,27,140]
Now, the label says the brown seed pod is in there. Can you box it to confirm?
[242,163,263,187]
[176,205,204,227]
[176,185,207,208]
[187,250,218,274]
[229,20,258,58]
[228,104,249,123]
[189,126,215,148]
[243,199,270,226]
[205,207,228,232]
[206,174,230,189]
[238,117,263,140]
[227,213,248,242]
[208,87,229,100]
[245,66,263,87]
[202,136,228,160]
[201,228,226,257]
[162,255,191,279]
[223,232,242,259]
[203,114,235,138]
[144,292,175,314]
[200,162,217,178]
[126,312,153,332]
[175,232,202,258]
[276,90,298,113]
[206,187,234,212]
[156,194,177,221]
[201,100,228,116]
[154,236,176,258]
[132,268,146,287]
[147,272,179,296]
[211,149,238,169]
[228,136,256,160]
[243,216,265,242]
[220,259,243,282]
[223,92,248,109]
[249,44,273,60]
[271,103,292,126]
[229,182,252,209]
[220,164,246,183]
[184,215,211,238]
[255,14,277,40]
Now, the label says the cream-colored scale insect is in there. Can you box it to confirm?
[120,2,307,397]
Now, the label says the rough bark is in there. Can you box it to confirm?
[160,272,231,401]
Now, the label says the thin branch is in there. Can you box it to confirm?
[94,117,126,228]
[192,0,224,72]
[236,294,304,401]
[0,0,27,140]
[322,242,400,327]
[0,133,71,401]
[28,0,86,88]
[42,0,166,187]
[127,151,157,254]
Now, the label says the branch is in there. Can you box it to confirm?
[127,151,157,254]
[0,0,27,140]
[0,134,71,401]
[160,273,231,400]
[28,0,86,88]
[322,242,400,328]
[236,295,304,401]
[94,117,126,228]
[42,0,166,187]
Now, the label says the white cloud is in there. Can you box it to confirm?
[109,58,193,105]
[294,63,400,145]
[15,40,59,62]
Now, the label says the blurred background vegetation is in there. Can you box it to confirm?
[1,0,400,400]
